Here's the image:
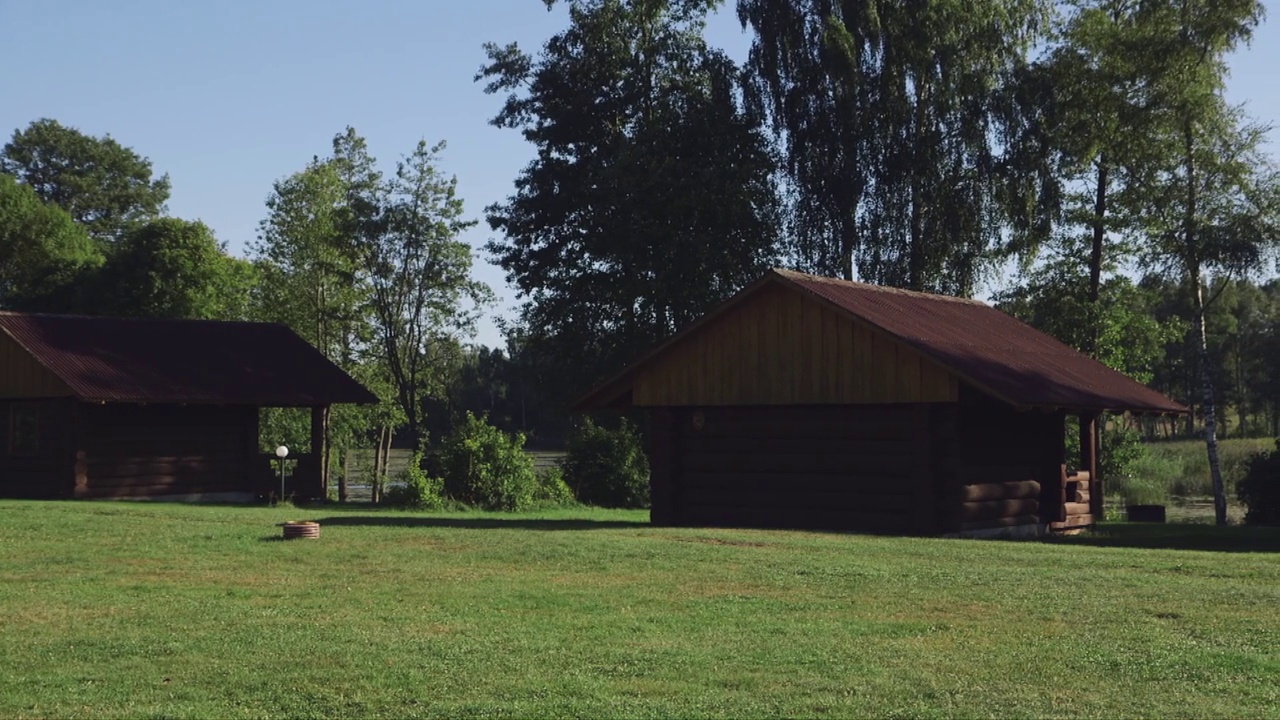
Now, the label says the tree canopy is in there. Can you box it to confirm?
[738,0,1045,293]
[0,172,103,309]
[1,118,170,244]
[481,0,783,400]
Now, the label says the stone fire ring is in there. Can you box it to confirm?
[282,521,321,539]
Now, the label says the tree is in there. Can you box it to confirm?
[95,218,258,320]
[738,0,1045,293]
[355,139,492,449]
[254,129,490,492]
[480,0,783,401]
[253,157,366,363]
[0,172,103,309]
[996,259,1181,385]
[1017,0,1176,354]
[1135,0,1276,524]
[253,145,378,493]
[1,119,170,243]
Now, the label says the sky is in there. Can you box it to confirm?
[2,1,1278,348]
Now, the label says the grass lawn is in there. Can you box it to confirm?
[1,501,1278,719]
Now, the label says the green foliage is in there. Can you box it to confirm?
[740,0,1045,290]
[1099,422,1151,501]
[998,267,1181,385]
[251,130,489,449]
[1,118,170,242]
[1125,438,1272,507]
[1236,440,1280,526]
[356,136,492,446]
[563,418,649,508]
[440,413,537,511]
[480,0,782,402]
[384,452,446,510]
[533,465,577,508]
[259,407,311,454]
[0,172,103,308]
[93,217,255,319]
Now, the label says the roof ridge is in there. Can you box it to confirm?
[771,268,990,307]
[0,310,285,329]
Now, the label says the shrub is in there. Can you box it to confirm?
[1237,440,1280,526]
[563,418,649,508]
[440,413,537,512]
[533,465,577,507]
[1100,422,1166,507]
[383,451,445,509]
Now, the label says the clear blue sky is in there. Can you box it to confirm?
[2,1,1277,347]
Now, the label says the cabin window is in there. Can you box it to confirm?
[8,404,40,455]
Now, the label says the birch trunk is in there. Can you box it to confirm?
[1193,276,1229,525]
[338,448,349,503]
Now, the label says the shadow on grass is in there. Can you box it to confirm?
[1047,522,1280,553]
[313,516,650,531]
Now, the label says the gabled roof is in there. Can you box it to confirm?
[0,312,378,406]
[577,269,1187,414]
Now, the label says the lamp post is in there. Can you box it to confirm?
[275,445,289,503]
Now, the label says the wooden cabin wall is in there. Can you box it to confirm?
[0,331,73,399]
[664,404,940,534]
[632,284,959,407]
[0,399,75,498]
[941,389,1064,532]
[76,404,261,498]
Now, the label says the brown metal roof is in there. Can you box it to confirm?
[0,312,378,406]
[577,269,1187,414]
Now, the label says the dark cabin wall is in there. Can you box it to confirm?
[660,404,941,534]
[76,404,263,499]
[0,399,75,498]
[941,387,1065,532]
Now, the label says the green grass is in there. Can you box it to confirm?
[1113,438,1275,517]
[2,502,1279,719]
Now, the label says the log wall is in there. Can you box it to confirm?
[76,404,261,499]
[940,389,1064,532]
[0,399,75,498]
[665,404,938,534]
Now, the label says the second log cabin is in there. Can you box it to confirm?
[576,269,1187,535]
[0,312,377,501]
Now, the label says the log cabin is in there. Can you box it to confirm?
[576,269,1187,536]
[0,312,377,501]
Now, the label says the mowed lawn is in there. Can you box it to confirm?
[1,502,1278,719]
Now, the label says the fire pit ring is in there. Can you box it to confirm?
[282,521,320,540]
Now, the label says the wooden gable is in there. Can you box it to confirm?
[632,283,958,406]
[0,329,71,399]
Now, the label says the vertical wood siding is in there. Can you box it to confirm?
[633,284,958,406]
[0,331,71,398]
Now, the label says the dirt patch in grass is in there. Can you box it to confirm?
[667,535,772,548]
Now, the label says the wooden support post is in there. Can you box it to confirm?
[649,408,676,526]
[1042,411,1067,523]
[306,405,327,501]
[1080,411,1101,519]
